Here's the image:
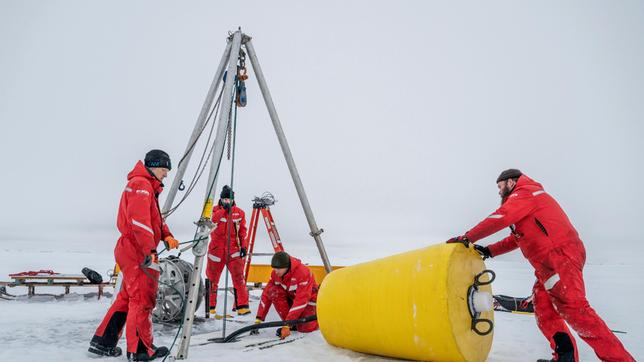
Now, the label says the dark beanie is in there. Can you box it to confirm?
[271,251,290,269]
[496,169,522,183]
[145,149,172,170]
[220,185,234,199]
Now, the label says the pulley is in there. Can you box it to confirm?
[152,256,204,323]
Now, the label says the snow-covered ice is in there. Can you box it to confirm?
[0,232,640,361]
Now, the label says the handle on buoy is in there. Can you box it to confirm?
[467,269,496,336]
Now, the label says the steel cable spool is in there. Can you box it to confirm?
[153,256,204,323]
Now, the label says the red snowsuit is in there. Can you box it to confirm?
[256,256,319,332]
[92,161,172,356]
[466,175,633,362]
[205,204,249,311]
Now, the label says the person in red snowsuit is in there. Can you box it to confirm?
[89,150,180,361]
[205,185,251,316]
[448,169,633,362]
[254,251,319,339]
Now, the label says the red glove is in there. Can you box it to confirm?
[521,295,534,310]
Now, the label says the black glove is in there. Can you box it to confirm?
[240,247,247,258]
[446,235,469,246]
[474,244,492,260]
[142,251,159,267]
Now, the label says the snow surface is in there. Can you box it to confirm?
[0,233,641,361]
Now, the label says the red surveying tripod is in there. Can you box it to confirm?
[243,193,285,282]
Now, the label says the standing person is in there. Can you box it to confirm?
[447,169,634,362]
[89,150,180,361]
[254,251,319,339]
[205,185,251,316]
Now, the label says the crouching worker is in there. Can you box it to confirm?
[88,150,180,361]
[254,251,319,339]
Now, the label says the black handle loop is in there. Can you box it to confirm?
[472,318,494,336]
[474,269,496,286]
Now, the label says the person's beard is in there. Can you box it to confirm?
[500,183,514,202]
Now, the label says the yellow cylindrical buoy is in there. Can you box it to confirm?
[317,243,494,361]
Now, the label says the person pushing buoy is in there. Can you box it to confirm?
[447,169,634,362]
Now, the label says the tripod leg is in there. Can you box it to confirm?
[245,39,332,273]
[262,208,284,252]
[175,30,244,360]
[243,209,260,282]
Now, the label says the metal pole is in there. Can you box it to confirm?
[244,39,333,273]
[201,34,244,212]
[162,40,233,215]
[175,30,243,360]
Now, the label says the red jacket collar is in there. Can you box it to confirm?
[127,161,163,194]
[514,174,543,191]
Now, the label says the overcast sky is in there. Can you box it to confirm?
[1,1,643,264]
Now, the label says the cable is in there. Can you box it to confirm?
[175,80,226,171]
[156,238,207,256]
[221,77,239,339]
[164,85,225,218]
[164,88,222,217]
[139,264,185,362]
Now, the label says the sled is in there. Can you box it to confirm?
[1,272,115,299]
[493,294,534,314]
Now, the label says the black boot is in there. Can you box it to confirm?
[88,311,126,357]
[537,332,576,362]
[536,351,574,362]
[88,341,122,357]
[127,345,169,361]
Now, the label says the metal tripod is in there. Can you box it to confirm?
[160,29,332,360]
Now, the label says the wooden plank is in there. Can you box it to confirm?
[6,282,113,287]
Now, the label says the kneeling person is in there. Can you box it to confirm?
[255,252,319,339]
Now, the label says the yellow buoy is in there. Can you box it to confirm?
[317,243,494,361]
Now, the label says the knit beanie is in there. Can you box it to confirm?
[144,149,172,170]
[496,169,522,183]
[271,251,291,269]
